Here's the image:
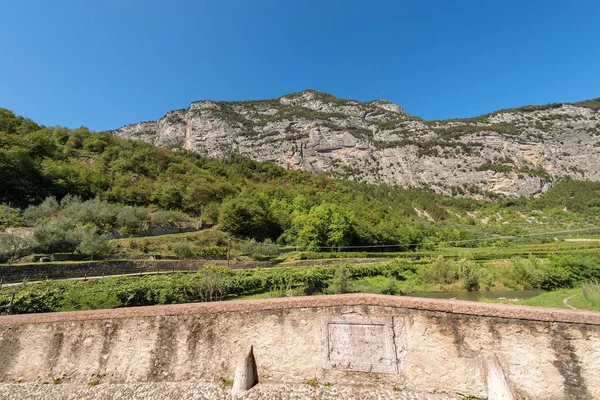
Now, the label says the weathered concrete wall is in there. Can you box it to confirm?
[0,294,599,399]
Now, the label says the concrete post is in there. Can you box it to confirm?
[482,351,515,400]
[231,345,259,397]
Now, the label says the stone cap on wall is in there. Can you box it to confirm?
[1,293,599,326]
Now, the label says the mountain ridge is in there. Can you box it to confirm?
[111,90,600,198]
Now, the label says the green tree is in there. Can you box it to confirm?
[294,203,353,251]
[23,196,60,223]
[76,229,110,259]
[151,210,188,227]
[0,233,35,263]
[218,198,279,240]
[26,130,58,158]
[0,205,23,228]
[116,206,147,235]
[34,219,78,254]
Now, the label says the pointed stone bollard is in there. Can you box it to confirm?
[231,345,259,397]
[482,351,515,400]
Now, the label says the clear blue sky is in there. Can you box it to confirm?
[1,0,599,131]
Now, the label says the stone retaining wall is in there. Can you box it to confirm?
[0,260,276,283]
[0,294,599,399]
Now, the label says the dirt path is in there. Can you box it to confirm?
[563,295,577,310]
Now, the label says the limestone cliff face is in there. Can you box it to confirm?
[111,90,600,197]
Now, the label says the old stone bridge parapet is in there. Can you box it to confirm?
[0,294,599,399]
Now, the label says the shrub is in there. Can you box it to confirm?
[116,285,160,307]
[251,239,281,260]
[190,266,234,302]
[477,268,494,291]
[388,260,417,280]
[504,258,545,289]
[150,210,187,227]
[171,242,194,259]
[552,254,600,283]
[194,228,227,247]
[11,285,64,314]
[476,162,512,173]
[380,278,400,295]
[457,259,480,291]
[331,265,351,294]
[302,268,329,295]
[539,265,573,291]
[421,256,458,285]
[196,246,228,259]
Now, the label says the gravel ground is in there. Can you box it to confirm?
[0,382,461,400]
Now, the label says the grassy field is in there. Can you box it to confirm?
[483,287,600,311]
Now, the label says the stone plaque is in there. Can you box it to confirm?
[321,316,399,374]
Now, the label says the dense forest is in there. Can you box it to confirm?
[2,107,600,257]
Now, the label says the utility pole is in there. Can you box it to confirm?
[227,238,231,268]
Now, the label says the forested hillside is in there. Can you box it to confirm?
[2,107,600,254]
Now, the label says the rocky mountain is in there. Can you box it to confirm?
[111,90,600,198]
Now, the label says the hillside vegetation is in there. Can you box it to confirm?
[114,90,600,197]
[3,251,600,314]
[2,107,600,262]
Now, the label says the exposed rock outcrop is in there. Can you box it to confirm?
[111,90,600,198]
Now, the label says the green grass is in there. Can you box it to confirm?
[219,377,234,387]
[515,288,577,308]
[236,290,283,300]
[569,291,600,311]
[484,287,600,311]
[304,378,320,388]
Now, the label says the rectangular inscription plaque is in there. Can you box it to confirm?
[321,316,399,374]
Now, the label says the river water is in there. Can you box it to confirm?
[406,289,543,302]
